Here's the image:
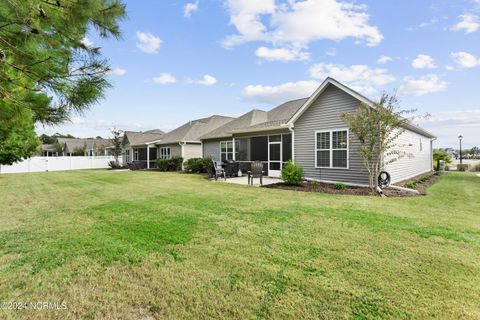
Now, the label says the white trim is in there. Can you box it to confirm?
[159,147,171,159]
[314,128,349,169]
[147,145,150,169]
[287,77,436,139]
[219,140,234,162]
[268,135,282,178]
[229,125,288,134]
[288,125,295,162]
[232,137,236,161]
[288,77,374,125]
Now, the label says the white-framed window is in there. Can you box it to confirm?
[125,149,130,161]
[220,141,233,162]
[160,147,171,159]
[133,149,139,161]
[315,129,349,169]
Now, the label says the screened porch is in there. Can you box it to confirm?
[219,133,292,177]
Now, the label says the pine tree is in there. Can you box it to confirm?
[0,0,126,165]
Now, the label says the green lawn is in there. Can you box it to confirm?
[0,171,479,319]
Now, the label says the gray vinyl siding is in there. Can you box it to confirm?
[202,138,224,161]
[294,84,369,185]
[384,129,433,184]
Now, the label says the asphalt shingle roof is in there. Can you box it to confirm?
[199,110,268,140]
[200,98,308,139]
[159,115,234,144]
[123,130,165,146]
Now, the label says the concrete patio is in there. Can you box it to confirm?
[212,175,282,186]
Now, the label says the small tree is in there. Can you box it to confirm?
[342,94,419,191]
[110,128,123,165]
[432,150,452,171]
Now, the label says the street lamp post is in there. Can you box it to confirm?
[458,135,463,165]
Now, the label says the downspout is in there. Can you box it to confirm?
[179,141,185,170]
[430,137,437,171]
[288,123,295,162]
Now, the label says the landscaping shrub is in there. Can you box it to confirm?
[281,161,304,185]
[473,163,480,172]
[404,182,417,189]
[184,157,211,173]
[108,160,122,169]
[457,164,470,172]
[169,156,184,171]
[155,157,184,172]
[156,159,169,171]
[334,183,347,190]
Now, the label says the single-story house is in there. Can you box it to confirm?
[41,144,61,157]
[200,77,436,186]
[56,138,114,157]
[154,115,234,164]
[122,130,165,167]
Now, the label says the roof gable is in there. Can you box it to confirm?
[287,77,373,125]
[287,77,436,139]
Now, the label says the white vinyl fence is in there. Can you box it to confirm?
[0,156,121,174]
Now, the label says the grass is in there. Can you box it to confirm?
[0,170,479,319]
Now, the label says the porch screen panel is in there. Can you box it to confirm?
[282,134,292,162]
[236,139,249,161]
[250,137,268,161]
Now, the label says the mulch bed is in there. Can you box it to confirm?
[263,181,418,197]
[396,172,439,195]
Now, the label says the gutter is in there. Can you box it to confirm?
[228,124,289,135]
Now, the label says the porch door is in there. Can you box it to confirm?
[268,135,282,177]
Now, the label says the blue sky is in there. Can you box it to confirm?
[37,0,480,148]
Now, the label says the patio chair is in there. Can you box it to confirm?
[212,160,226,181]
[248,161,264,185]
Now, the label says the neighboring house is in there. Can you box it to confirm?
[122,129,165,168]
[201,77,436,185]
[155,115,234,164]
[41,144,60,157]
[56,138,114,156]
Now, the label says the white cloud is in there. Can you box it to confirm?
[242,80,320,104]
[255,46,310,62]
[196,74,217,86]
[184,1,199,18]
[110,68,126,76]
[223,0,383,51]
[81,37,93,48]
[417,109,480,147]
[452,14,479,34]
[377,55,392,64]
[136,31,162,54]
[451,51,480,68]
[398,74,447,96]
[309,63,395,94]
[445,65,454,71]
[152,73,177,84]
[411,54,436,69]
